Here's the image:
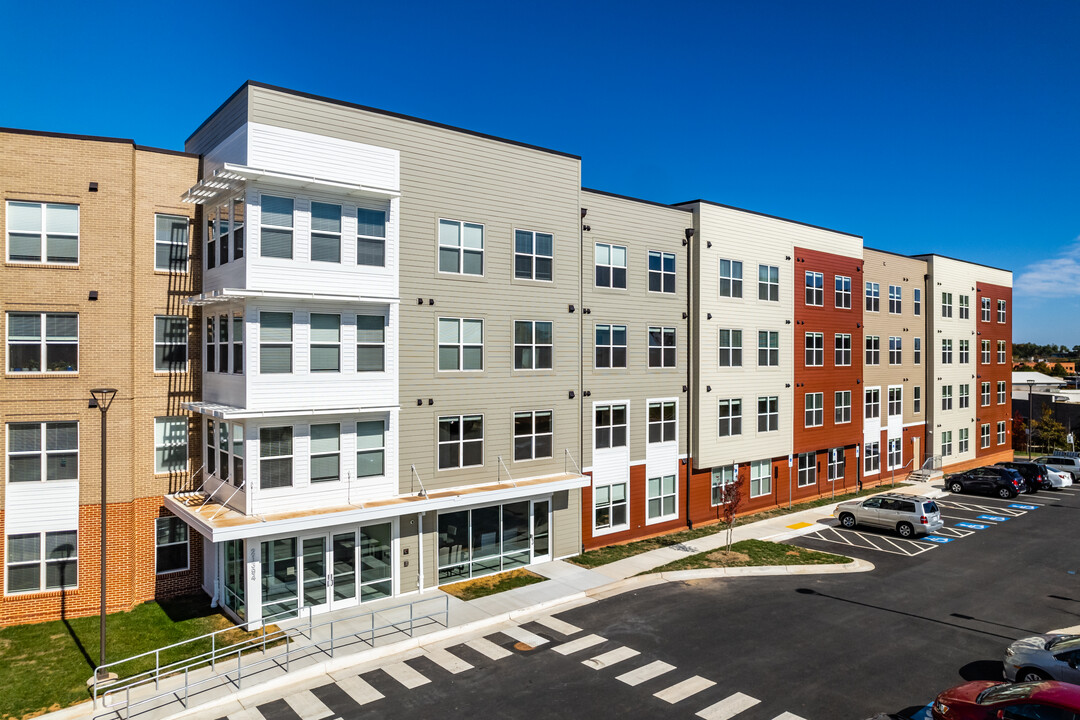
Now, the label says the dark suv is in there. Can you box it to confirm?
[946,466,1025,499]
[996,461,1052,493]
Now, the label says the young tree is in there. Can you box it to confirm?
[1033,406,1068,454]
[718,471,746,552]
[1012,412,1028,453]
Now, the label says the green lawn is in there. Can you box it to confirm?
[646,539,853,573]
[442,569,547,601]
[0,594,273,720]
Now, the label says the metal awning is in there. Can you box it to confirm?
[184,288,400,307]
[182,163,401,205]
[182,401,399,420]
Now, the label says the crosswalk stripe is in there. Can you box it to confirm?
[382,661,430,689]
[616,660,676,686]
[227,709,265,720]
[425,647,473,674]
[284,690,334,720]
[336,676,384,705]
[553,634,606,655]
[534,615,581,636]
[502,625,549,647]
[696,692,760,719]
[654,676,716,704]
[772,713,807,720]
[465,637,513,660]
[582,646,640,669]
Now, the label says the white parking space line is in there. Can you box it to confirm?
[772,713,808,720]
[932,526,975,538]
[696,692,761,720]
[583,646,640,669]
[937,499,1026,516]
[284,690,334,720]
[941,514,998,523]
[465,637,512,660]
[553,634,607,655]
[655,676,716,704]
[802,528,936,556]
[534,615,581,636]
[227,709,265,720]
[382,661,430,689]
[424,647,473,674]
[617,660,676,686]
[501,625,549,647]
[336,675,384,705]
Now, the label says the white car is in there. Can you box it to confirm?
[1044,466,1074,488]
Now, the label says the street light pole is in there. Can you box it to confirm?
[89,388,117,681]
[1028,380,1035,457]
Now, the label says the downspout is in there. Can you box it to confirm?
[417,511,425,594]
[579,207,587,552]
[685,226,695,529]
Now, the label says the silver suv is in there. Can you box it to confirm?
[1036,455,1080,481]
[834,493,944,538]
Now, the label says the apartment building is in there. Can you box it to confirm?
[0,128,201,625]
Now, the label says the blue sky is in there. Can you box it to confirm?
[2,0,1077,343]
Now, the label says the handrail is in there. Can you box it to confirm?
[209,478,246,520]
[497,456,517,487]
[564,448,582,476]
[411,464,428,497]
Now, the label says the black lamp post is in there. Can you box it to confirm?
[89,388,117,681]
[1028,380,1035,457]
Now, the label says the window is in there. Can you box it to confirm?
[232,198,244,261]
[888,336,902,365]
[804,393,823,427]
[154,417,187,474]
[206,211,217,270]
[205,421,216,476]
[150,316,188,373]
[805,271,824,306]
[888,387,903,417]
[310,423,340,483]
[998,381,1007,404]
[215,204,230,266]
[6,201,78,264]
[155,517,188,574]
[981,424,991,448]
[594,405,627,449]
[958,428,969,454]
[514,321,553,370]
[835,276,851,309]
[982,339,991,364]
[757,396,778,432]
[648,327,676,368]
[981,297,991,322]
[646,475,677,521]
[941,292,953,318]
[959,295,970,320]
[835,334,851,366]
[887,439,902,469]
[913,386,921,413]
[438,318,484,371]
[959,339,970,364]
[914,337,922,365]
[835,391,851,424]
[997,421,1007,445]
[217,423,230,483]
[750,460,771,497]
[594,482,628,531]
[438,219,484,275]
[438,415,484,469]
[514,229,553,281]
[997,299,1007,323]
[941,385,953,410]
[206,317,216,373]
[865,388,880,419]
[595,243,627,289]
[310,202,341,263]
[804,333,824,367]
[514,411,553,461]
[997,340,1007,364]
[959,383,970,409]
[5,530,77,593]
[155,214,189,272]
[865,282,880,312]
[865,335,880,365]
[7,421,78,482]
[594,324,628,369]
[356,315,385,372]
[942,338,953,364]
[259,426,293,489]
[232,315,243,374]
[797,452,816,487]
[649,251,675,293]
[711,466,735,505]
[260,195,294,259]
[888,285,902,314]
[648,401,677,443]
[259,312,292,374]
[914,288,922,316]
[718,399,742,437]
[981,382,991,406]
[218,314,230,372]
[718,329,742,367]
[719,260,743,298]
[310,314,340,372]
[828,449,845,481]
[758,264,779,301]
[758,331,779,367]
[7,312,77,373]
[357,207,387,267]
[864,442,880,473]
[356,420,386,477]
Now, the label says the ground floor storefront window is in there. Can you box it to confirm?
[438,500,546,583]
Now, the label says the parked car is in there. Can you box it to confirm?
[931,680,1080,719]
[996,461,1051,493]
[1004,634,1080,683]
[1036,455,1080,481]
[834,493,944,537]
[946,467,1024,499]
[1044,465,1075,489]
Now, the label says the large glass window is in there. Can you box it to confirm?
[514,411,553,461]
[750,460,771,497]
[594,405,627,449]
[259,426,293,489]
[6,201,78,264]
[7,312,78,373]
[310,423,340,483]
[719,259,743,298]
[438,501,532,581]
[595,324,627,368]
[514,229,553,281]
[6,530,77,593]
[261,537,298,618]
[438,219,484,275]
[438,415,483,469]
[356,420,386,477]
[648,251,675,293]
[359,523,393,601]
[232,315,243,374]
[438,318,483,371]
[310,202,341,263]
[7,421,78,482]
[310,314,341,372]
[594,483,628,531]
[155,214,189,272]
[357,207,387,267]
[155,517,189,573]
[514,321,553,370]
[260,195,294,259]
[154,316,188,372]
[595,243,627,289]
[223,539,246,619]
[154,417,188,474]
[648,401,676,443]
[647,475,677,520]
[260,312,293,374]
[357,315,385,372]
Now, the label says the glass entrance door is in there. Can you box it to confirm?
[300,535,328,612]
[532,499,551,563]
[261,537,298,620]
[330,530,358,611]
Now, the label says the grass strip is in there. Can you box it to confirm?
[645,538,853,574]
[441,569,547,602]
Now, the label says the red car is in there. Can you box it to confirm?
[932,680,1080,718]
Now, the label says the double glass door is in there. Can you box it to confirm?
[299,524,393,614]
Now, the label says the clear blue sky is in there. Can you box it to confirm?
[2,0,1077,344]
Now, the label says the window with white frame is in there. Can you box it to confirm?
[7,421,78,482]
[594,482,628,531]
[981,381,991,406]
[888,285,902,314]
[154,417,187,474]
[155,214,189,272]
[648,327,676,368]
[828,448,845,480]
[959,339,970,364]
[959,383,970,409]
[356,207,387,267]
[718,329,742,367]
[888,387,903,417]
[356,315,385,372]
[758,264,779,301]
[310,314,341,372]
[981,423,991,448]
[205,317,216,373]
[260,195,294,259]
[959,295,970,320]
[155,517,189,574]
[865,282,880,312]
[595,243,627,289]
[719,259,743,298]
[719,398,742,437]
[6,201,78,264]
[835,275,851,309]
[232,315,243,374]
[913,386,921,413]
[356,420,386,477]
[835,390,851,424]
[998,299,1007,323]
[758,396,779,432]
[514,229,553,281]
[594,405,627,449]
[438,219,484,275]
[514,321,553,370]
[981,296,991,322]
[997,421,1007,445]
[595,324,628,369]
[206,210,217,270]
[835,333,851,366]
[758,331,779,367]
[941,338,953,364]
[153,316,188,373]
[997,340,1007,364]
[942,292,953,318]
[941,385,953,410]
[514,410,553,461]
[750,460,771,497]
[259,312,292,374]
[310,202,342,263]
[214,204,230,267]
[217,313,229,373]
[205,420,216,477]
[231,198,244,261]
[648,401,676,443]
[805,271,824,306]
[805,333,824,367]
[889,336,902,365]
[5,530,77,593]
[865,388,880,419]
[646,475,677,520]
[887,438,902,469]
[997,380,1007,404]
[649,251,675,293]
[914,337,922,365]
[958,427,969,454]
[259,426,293,489]
[982,339,991,364]
[797,452,816,487]
[914,288,922,316]
[804,393,824,427]
[438,415,484,469]
[217,422,230,483]
[864,441,880,473]
[438,318,483,371]
[7,312,78,373]
[865,335,880,365]
[711,465,735,505]
[310,423,340,483]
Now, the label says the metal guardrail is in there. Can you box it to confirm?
[92,594,450,720]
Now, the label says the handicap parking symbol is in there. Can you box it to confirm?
[1009,503,1038,510]
[956,522,989,530]
[924,536,953,543]
[977,514,1009,522]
